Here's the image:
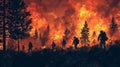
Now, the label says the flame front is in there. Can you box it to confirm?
[22,0,120,49]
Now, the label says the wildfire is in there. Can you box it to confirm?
[21,0,120,49]
[53,34,62,41]
[79,5,91,18]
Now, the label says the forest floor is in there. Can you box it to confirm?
[0,42,120,67]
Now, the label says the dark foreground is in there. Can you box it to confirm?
[0,44,120,67]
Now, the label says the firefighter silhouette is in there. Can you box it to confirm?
[28,42,33,52]
[51,41,56,49]
[98,30,108,49]
[62,39,66,48]
[73,36,79,49]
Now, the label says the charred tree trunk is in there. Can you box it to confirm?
[3,0,6,52]
[18,35,20,53]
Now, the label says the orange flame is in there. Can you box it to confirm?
[21,0,120,50]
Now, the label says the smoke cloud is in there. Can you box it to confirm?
[23,0,120,48]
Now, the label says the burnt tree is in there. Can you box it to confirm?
[81,21,90,46]
[39,25,50,46]
[109,17,118,37]
[34,29,38,39]
[0,0,7,51]
[7,0,32,52]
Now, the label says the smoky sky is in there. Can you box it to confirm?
[24,0,120,19]
[24,0,120,36]
[23,0,120,46]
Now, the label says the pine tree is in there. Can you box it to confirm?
[63,28,70,40]
[109,17,118,37]
[40,25,50,46]
[0,0,7,51]
[34,29,38,39]
[81,21,90,46]
[91,31,97,45]
[7,0,32,52]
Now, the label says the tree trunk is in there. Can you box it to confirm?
[18,34,20,53]
[18,39,20,53]
[3,0,6,52]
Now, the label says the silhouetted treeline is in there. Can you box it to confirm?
[0,0,32,52]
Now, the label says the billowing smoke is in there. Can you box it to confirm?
[22,0,120,48]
